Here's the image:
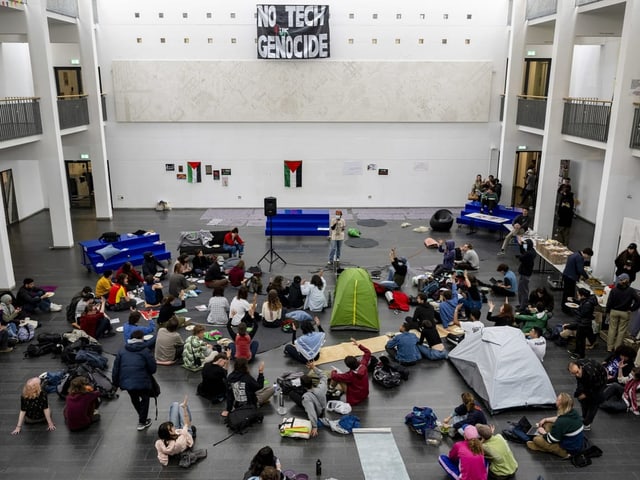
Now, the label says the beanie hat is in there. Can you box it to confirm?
[463,425,479,440]
[1,294,12,304]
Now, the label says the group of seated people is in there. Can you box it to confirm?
[469,174,503,214]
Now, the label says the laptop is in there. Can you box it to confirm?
[489,277,498,285]
[526,425,541,436]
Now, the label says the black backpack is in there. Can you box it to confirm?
[24,342,62,358]
[225,404,263,433]
[373,363,402,388]
[57,364,117,400]
[61,338,103,364]
[99,232,119,243]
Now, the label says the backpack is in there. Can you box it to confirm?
[373,363,402,388]
[405,406,438,436]
[41,370,67,394]
[61,338,103,364]
[226,404,263,433]
[99,231,119,243]
[37,332,63,345]
[276,371,306,396]
[24,342,62,358]
[502,416,533,444]
[74,349,109,370]
[66,295,83,323]
[57,364,117,400]
[17,323,35,343]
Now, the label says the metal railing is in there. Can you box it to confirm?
[631,104,640,149]
[0,97,43,142]
[576,0,603,6]
[526,0,557,20]
[57,95,89,129]
[516,95,547,129]
[561,97,611,142]
[46,0,78,17]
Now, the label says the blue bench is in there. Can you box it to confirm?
[265,209,330,236]
[456,202,523,236]
[79,233,171,274]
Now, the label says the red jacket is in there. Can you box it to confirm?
[224,232,244,246]
[64,390,101,431]
[228,265,245,287]
[330,344,371,405]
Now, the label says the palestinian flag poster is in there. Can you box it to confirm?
[187,162,202,183]
[284,160,302,188]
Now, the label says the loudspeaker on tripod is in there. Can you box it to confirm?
[264,197,277,217]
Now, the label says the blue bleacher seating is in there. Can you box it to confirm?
[79,233,171,274]
[265,209,330,236]
[456,202,523,233]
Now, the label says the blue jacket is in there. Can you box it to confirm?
[563,251,586,281]
[112,340,157,391]
[386,332,421,363]
[439,240,456,271]
[439,282,459,328]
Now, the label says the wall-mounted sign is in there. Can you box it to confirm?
[165,164,175,171]
[221,168,231,176]
[257,5,330,59]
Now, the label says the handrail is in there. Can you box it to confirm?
[634,102,640,107]
[563,97,612,105]
[517,94,548,100]
[57,94,88,99]
[0,96,41,103]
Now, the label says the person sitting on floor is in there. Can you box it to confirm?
[526,326,547,363]
[266,275,290,309]
[204,256,229,290]
[301,272,328,312]
[287,275,305,309]
[143,275,164,308]
[385,322,421,366]
[416,314,449,361]
[486,300,515,327]
[459,271,483,317]
[433,240,456,278]
[438,425,487,480]
[442,392,488,437]
[123,310,156,343]
[600,365,640,414]
[197,351,230,404]
[12,377,56,434]
[77,297,114,339]
[154,316,185,366]
[107,274,136,311]
[142,251,168,280]
[602,345,636,383]
[182,325,216,371]
[228,260,247,288]
[16,278,61,313]
[434,276,460,328]
[329,338,371,406]
[379,248,408,290]
[487,264,517,298]
[261,290,283,328]
[514,304,548,332]
[206,286,230,325]
[95,270,113,300]
[74,287,96,321]
[64,375,101,431]
[223,227,245,258]
[173,254,193,276]
[528,287,554,316]
[157,292,187,328]
[230,287,256,327]
[453,304,484,337]
[191,249,211,277]
[222,358,274,417]
[475,424,518,480]
[116,262,144,290]
[227,319,259,362]
[1,294,21,343]
[284,316,325,364]
[526,392,584,459]
[168,263,195,298]
[455,243,480,271]
[243,446,284,480]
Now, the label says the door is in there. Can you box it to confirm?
[511,151,541,209]
[65,161,93,208]
[0,169,19,225]
[522,59,551,97]
[54,67,83,96]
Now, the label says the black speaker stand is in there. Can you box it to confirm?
[258,216,286,272]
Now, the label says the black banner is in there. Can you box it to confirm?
[257,5,330,59]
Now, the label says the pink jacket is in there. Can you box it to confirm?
[155,429,193,466]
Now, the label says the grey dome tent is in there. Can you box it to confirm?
[448,326,556,413]
[330,268,380,332]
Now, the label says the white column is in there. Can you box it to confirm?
[77,0,112,220]
[533,1,578,238]
[0,200,16,289]
[590,0,640,278]
[25,0,74,247]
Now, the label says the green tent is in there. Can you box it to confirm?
[330,268,380,332]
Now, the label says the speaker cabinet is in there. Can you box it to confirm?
[264,197,277,217]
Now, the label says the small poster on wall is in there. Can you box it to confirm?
[176,173,186,180]
[221,168,232,176]
[222,176,229,186]
[165,164,175,172]
[205,165,212,175]
[178,165,184,173]
[213,170,220,180]
[378,169,389,176]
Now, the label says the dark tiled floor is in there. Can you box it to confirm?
[0,208,638,480]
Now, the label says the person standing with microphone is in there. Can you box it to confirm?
[328,210,346,266]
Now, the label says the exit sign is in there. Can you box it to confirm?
[80,154,90,159]
[527,50,536,56]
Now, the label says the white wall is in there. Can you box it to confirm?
[95,0,511,208]
[569,157,603,223]
[570,39,619,99]
[0,43,34,97]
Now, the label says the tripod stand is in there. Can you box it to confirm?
[258,216,286,272]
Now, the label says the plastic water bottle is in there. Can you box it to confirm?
[316,459,322,476]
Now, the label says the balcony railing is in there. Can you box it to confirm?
[0,97,43,142]
[516,95,547,130]
[57,95,89,129]
[561,97,611,142]
[526,0,557,20]
[46,0,78,17]
[631,104,640,149]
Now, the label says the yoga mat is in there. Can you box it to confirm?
[354,428,411,480]
[357,219,387,227]
[345,238,379,248]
